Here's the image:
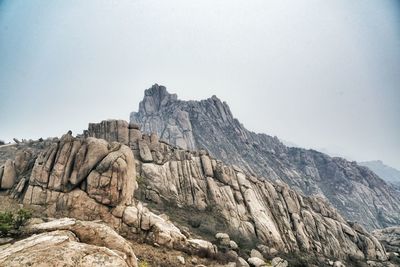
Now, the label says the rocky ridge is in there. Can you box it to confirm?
[373,227,400,254]
[0,132,218,259]
[0,117,396,265]
[360,161,400,187]
[85,119,388,262]
[130,84,400,230]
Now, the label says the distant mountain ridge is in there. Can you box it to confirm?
[359,160,400,186]
[130,84,400,230]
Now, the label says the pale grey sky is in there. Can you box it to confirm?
[0,0,399,169]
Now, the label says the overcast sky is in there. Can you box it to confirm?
[0,0,399,169]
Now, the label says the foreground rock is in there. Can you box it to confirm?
[130,84,400,230]
[0,133,217,259]
[0,218,138,267]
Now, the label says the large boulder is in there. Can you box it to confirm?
[87,143,136,206]
[24,218,137,267]
[88,120,129,145]
[248,257,267,267]
[28,134,136,207]
[1,159,16,189]
[0,230,135,267]
[138,140,153,162]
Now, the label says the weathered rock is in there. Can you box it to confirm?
[271,257,288,267]
[188,239,217,255]
[129,128,142,144]
[248,257,267,267]
[130,84,195,150]
[177,255,185,265]
[0,230,135,267]
[24,218,138,267]
[333,261,344,267]
[372,226,400,253]
[88,120,129,145]
[86,143,136,206]
[250,249,265,261]
[0,120,390,263]
[138,140,153,162]
[29,136,110,192]
[122,131,387,260]
[215,232,230,247]
[229,240,238,250]
[130,85,400,230]
[237,257,250,267]
[1,159,16,189]
[201,155,213,177]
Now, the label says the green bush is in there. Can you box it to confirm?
[0,211,14,236]
[0,208,32,236]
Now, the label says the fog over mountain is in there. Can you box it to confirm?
[1,0,399,169]
[360,160,400,186]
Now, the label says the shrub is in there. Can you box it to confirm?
[0,208,32,236]
[346,255,369,267]
[188,218,201,228]
[14,208,32,228]
[388,253,400,265]
[0,140,5,145]
[0,211,14,236]
[138,260,149,267]
[194,248,237,264]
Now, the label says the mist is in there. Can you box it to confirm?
[0,0,399,168]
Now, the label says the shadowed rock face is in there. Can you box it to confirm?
[129,84,400,230]
[84,122,387,261]
[373,227,400,253]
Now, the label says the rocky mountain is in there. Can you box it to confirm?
[373,226,400,254]
[0,123,394,266]
[360,161,400,186]
[85,120,388,261]
[130,84,400,231]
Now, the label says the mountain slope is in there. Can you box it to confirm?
[85,119,388,261]
[0,125,389,264]
[130,84,400,230]
[359,160,400,186]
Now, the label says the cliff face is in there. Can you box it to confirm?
[130,84,400,230]
[85,119,387,261]
[0,123,389,262]
[0,133,207,254]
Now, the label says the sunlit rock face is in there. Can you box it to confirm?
[129,84,400,231]
[0,218,138,267]
[84,121,387,261]
[0,133,216,256]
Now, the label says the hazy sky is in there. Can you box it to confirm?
[1,0,399,169]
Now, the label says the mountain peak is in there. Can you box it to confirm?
[138,84,178,115]
[129,85,400,230]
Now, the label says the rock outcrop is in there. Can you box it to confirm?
[85,121,387,261]
[0,218,138,267]
[360,160,400,187]
[0,133,216,259]
[129,84,400,230]
[373,227,400,253]
[0,123,391,264]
